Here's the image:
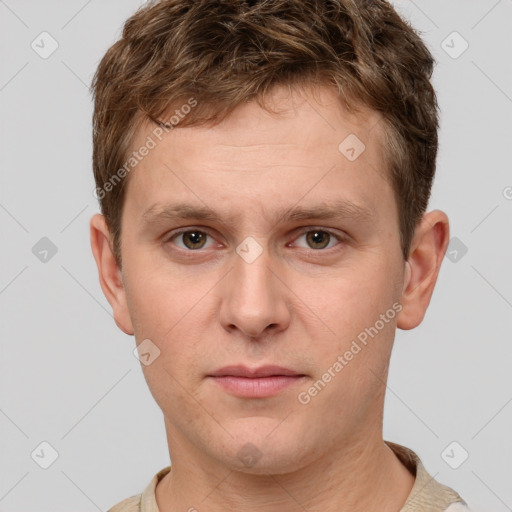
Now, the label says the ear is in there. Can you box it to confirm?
[397,210,450,330]
[90,214,134,335]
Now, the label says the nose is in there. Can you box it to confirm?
[218,244,291,339]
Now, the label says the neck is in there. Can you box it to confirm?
[155,427,414,512]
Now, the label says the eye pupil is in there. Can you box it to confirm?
[183,231,206,249]
[307,230,330,249]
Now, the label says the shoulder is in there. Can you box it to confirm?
[107,466,171,512]
[107,493,142,512]
[385,440,471,512]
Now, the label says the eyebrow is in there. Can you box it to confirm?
[141,199,374,229]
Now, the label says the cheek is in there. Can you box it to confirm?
[123,254,205,338]
[123,261,216,382]
[297,271,397,428]
[307,257,400,340]
[296,257,401,411]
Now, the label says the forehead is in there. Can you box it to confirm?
[133,84,383,158]
[123,84,393,226]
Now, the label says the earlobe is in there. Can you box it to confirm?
[396,210,450,331]
[89,214,134,335]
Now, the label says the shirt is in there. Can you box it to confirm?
[108,440,471,512]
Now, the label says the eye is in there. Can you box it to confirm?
[165,227,346,253]
[168,229,216,250]
[292,229,344,251]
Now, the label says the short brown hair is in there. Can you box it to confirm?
[91,0,438,264]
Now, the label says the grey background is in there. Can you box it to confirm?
[0,0,511,510]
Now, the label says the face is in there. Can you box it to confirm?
[100,84,411,474]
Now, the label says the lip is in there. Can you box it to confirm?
[209,365,303,378]
[207,365,306,398]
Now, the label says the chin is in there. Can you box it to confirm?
[218,422,312,475]
[227,448,308,476]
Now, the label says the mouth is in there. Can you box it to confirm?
[207,365,307,398]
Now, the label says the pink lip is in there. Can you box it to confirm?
[207,365,306,398]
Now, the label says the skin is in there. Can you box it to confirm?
[90,84,450,512]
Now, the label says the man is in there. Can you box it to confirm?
[90,0,471,510]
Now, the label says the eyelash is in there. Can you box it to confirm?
[165,227,347,253]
